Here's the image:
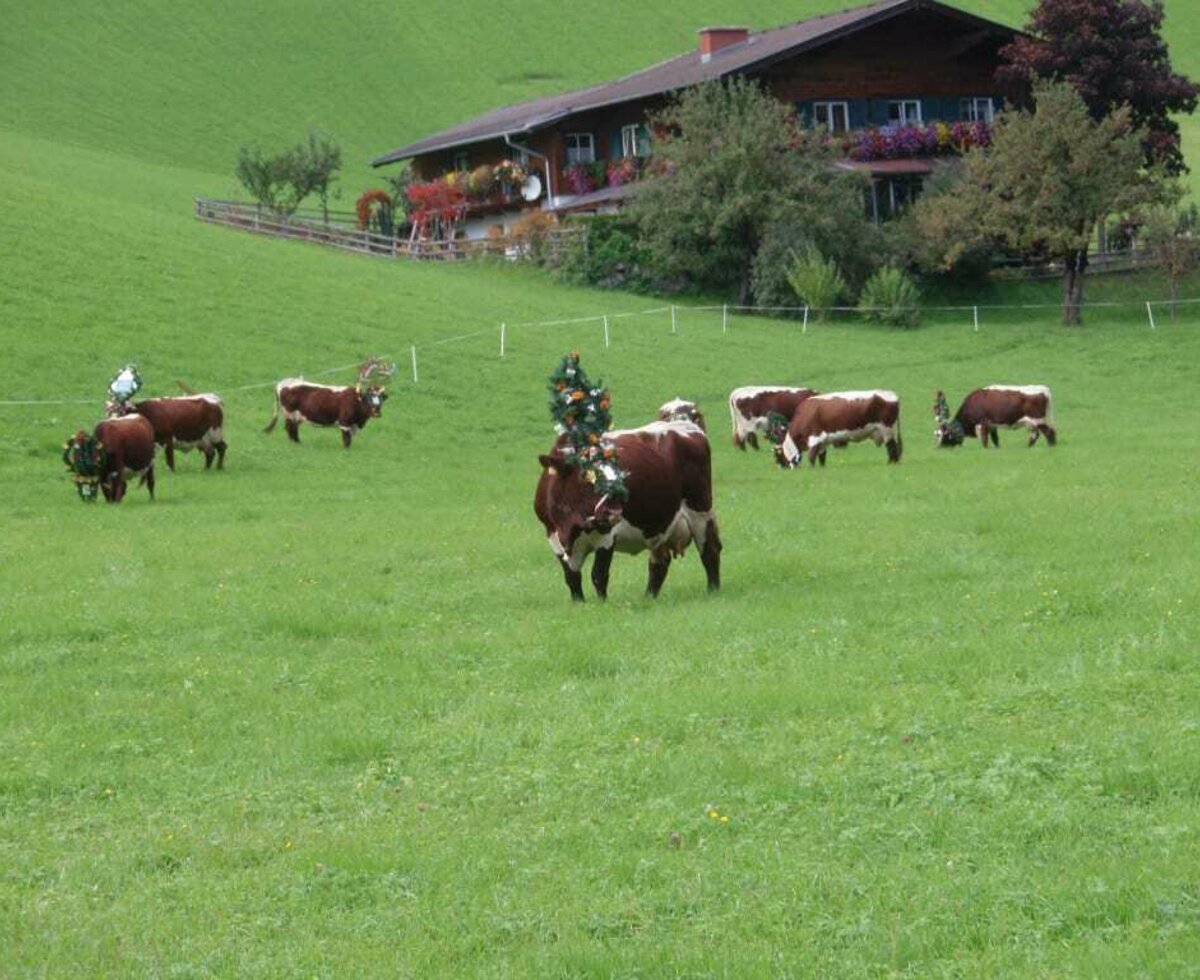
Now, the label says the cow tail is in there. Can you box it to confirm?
[263,388,281,433]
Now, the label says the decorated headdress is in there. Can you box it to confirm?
[356,356,397,391]
[764,411,791,446]
[108,364,142,406]
[63,433,107,502]
[547,351,628,500]
[933,390,964,442]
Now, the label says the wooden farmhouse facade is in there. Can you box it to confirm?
[372,0,1022,239]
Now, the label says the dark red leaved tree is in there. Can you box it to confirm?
[998,0,1198,173]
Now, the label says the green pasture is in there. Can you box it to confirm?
[3,0,1200,972]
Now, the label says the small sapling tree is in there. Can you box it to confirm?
[235,132,343,218]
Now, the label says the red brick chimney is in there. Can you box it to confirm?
[698,27,749,60]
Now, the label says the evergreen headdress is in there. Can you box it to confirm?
[547,352,628,500]
[63,433,106,502]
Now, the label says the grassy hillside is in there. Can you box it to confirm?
[2,0,1200,974]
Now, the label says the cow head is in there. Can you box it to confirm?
[933,390,962,447]
[658,399,707,432]
[537,453,624,563]
[359,385,388,417]
[63,429,107,502]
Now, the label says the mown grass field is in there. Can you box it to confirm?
[3,0,1200,974]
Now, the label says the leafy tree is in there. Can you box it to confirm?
[631,78,869,303]
[1141,204,1200,311]
[234,132,343,218]
[998,0,1198,173]
[912,82,1163,325]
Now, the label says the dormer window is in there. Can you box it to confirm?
[813,101,850,133]
[565,133,595,165]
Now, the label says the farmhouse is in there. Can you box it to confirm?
[373,0,1022,239]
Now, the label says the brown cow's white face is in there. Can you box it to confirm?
[362,387,387,416]
[774,432,803,469]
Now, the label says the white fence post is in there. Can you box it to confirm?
[410,345,418,383]
[671,305,677,335]
[500,322,506,357]
[802,306,809,334]
[723,304,728,336]
[1146,301,1157,331]
[973,306,980,332]
[603,315,610,348]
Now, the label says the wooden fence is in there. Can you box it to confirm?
[194,198,582,262]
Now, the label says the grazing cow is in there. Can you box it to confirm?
[657,397,707,431]
[728,386,818,450]
[935,385,1057,448]
[264,379,387,448]
[65,414,156,503]
[534,421,722,600]
[108,394,227,470]
[775,390,902,468]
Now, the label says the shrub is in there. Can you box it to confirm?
[785,247,846,319]
[511,211,558,264]
[558,216,653,289]
[858,266,921,327]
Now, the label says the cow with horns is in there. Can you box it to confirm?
[934,386,1057,448]
[728,386,818,450]
[63,414,156,503]
[656,397,707,431]
[535,353,721,600]
[773,390,902,468]
[264,358,394,448]
[107,393,227,470]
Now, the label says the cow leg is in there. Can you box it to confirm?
[164,441,176,471]
[215,440,227,468]
[144,464,155,500]
[990,428,1001,448]
[886,437,901,463]
[819,446,827,467]
[560,558,585,602]
[1041,424,1057,446]
[977,422,989,447]
[700,519,722,592]
[110,476,125,504]
[646,554,672,598]
[746,432,759,451]
[591,546,614,600]
[341,427,353,449]
[285,419,301,443]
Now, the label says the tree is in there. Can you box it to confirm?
[998,0,1198,174]
[1141,204,1200,312]
[912,82,1163,325]
[630,78,869,303]
[234,132,343,217]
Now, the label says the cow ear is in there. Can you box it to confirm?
[538,454,557,471]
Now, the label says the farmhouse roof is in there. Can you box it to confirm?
[372,0,1020,167]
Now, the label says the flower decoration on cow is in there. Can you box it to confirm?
[108,364,142,406]
[62,432,106,502]
[764,411,790,446]
[933,389,964,446]
[547,352,628,500]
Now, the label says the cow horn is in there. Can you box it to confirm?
[176,379,199,395]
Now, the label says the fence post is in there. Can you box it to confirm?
[802,306,809,334]
[410,345,418,383]
[1146,301,1157,330]
[973,306,980,332]
[500,322,506,357]
[603,315,610,348]
[671,305,677,335]
[723,304,728,336]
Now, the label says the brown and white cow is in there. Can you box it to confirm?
[66,414,157,503]
[657,397,707,431]
[108,394,226,470]
[264,379,387,448]
[728,386,818,450]
[774,390,902,468]
[935,385,1057,449]
[534,421,722,600]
